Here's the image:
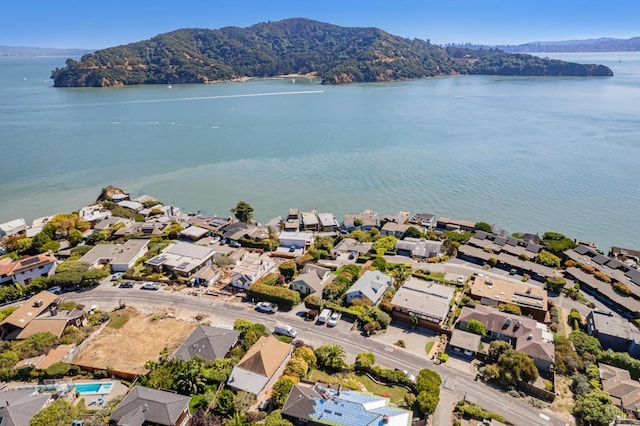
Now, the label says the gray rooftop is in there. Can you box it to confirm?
[174,325,240,362]
[110,386,191,426]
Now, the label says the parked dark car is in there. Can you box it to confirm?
[119,282,134,288]
[48,286,61,294]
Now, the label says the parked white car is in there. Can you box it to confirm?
[327,312,341,327]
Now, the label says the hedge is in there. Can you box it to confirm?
[248,283,300,310]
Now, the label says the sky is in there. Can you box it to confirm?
[2,0,639,49]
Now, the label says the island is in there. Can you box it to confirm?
[50,18,613,87]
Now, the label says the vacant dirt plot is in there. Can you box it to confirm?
[73,307,196,375]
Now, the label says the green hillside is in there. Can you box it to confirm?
[51,18,613,87]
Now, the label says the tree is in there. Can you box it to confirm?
[293,346,316,367]
[496,350,538,386]
[573,389,617,426]
[371,236,396,255]
[354,352,376,370]
[475,222,492,233]
[67,229,84,246]
[498,303,521,316]
[278,261,297,281]
[402,226,422,239]
[29,399,81,426]
[416,390,439,416]
[314,344,346,371]
[213,389,235,417]
[537,250,561,268]
[231,201,254,223]
[264,410,293,426]
[234,391,256,415]
[466,319,487,336]
[272,375,299,408]
[284,357,309,378]
[488,340,512,362]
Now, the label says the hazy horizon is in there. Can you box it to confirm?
[2,1,639,49]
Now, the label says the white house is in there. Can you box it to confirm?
[278,231,314,250]
[0,218,27,238]
[345,270,393,305]
[231,252,276,290]
[80,239,150,272]
[0,252,57,285]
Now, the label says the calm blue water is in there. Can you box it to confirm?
[0,53,638,250]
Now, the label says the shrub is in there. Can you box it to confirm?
[498,303,522,316]
[248,283,301,309]
[580,264,596,274]
[565,259,577,268]
[487,258,497,266]
[594,271,611,283]
[395,339,406,348]
[537,250,561,268]
[440,354,449,362]
[45,362,70,378]
[545,276,566,292]
[304,295,323,310]
[613,282,633,296]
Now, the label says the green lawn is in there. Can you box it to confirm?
[308,370,409,406]
[107,312,129,329]
[425,341,434,355]
[356,374,409,405]
[189,393,206,413]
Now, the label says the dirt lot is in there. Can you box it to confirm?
[73,307,197,375]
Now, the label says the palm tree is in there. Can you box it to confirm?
[315,344,346,371]
[175,359,205,395]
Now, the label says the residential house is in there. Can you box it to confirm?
[93,216,132,231]
[80,239,149,273]
[187,215,233,234]
[230,252,276,290]
[565,265,640,320]
[290,264,332,297]
[408,212,437,229]
[342,211,379,231]
[281,381,412,426]
[567,245,640,293]
[78,205,112,226]
[223,222,269,243]
[189,265,220,287]
[174,325,240,362]
[284,209,301,232]
[395,238,442,259]
[380,222,426,238]
[457,243,558,282]
[457,305,555,372]
[331,238,373,258]
[0,291,60,340]
[390,277,453,331]
[317,212,340,232]
[279,231,314,251]
[586,310,640,357]
[110,386,191,426]
[227,335,291,395]
[448,329,482,357]
[0,218,27,238]
[345,270,393,306]
[0,389,51,426]
[469,275,548,322]
[12,306,84,340]
[116,200,144,211]
[301,211,320,232]
[113,221,168,238]
[436,216,476,232]
[379,211,410,228]
[178,225,209,241]
[145,242,216,277]
[0,252,57,285]
[15,344,75,370]
[610,246,640,269]
[600,363,640,416]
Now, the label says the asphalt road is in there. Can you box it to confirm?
[71,284,571,426]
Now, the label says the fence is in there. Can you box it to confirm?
[63,319,111,363]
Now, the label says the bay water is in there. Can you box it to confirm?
[0,52,638,250]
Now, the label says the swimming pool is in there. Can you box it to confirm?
[74,382,113,395]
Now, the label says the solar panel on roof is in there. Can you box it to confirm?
[20,257,42,266]
[514,291,544,300]
[575,245,591,255]
[146,257,166,265]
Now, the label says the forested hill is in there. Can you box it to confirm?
[51,18,613,87]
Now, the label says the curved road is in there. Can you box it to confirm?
[70,285,570,426]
